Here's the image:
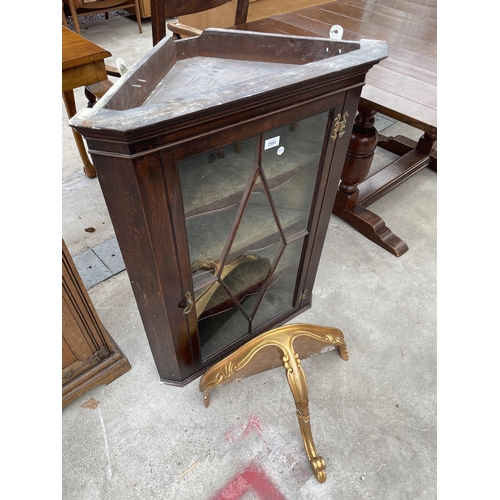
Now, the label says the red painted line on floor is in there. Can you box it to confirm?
[209,463,288,500]
[224,413,268,447]
[223,412,312,484]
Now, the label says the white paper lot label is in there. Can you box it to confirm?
[264,136,280,150]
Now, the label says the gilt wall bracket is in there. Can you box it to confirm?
[199,323,349,483]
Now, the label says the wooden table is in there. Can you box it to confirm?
[62,26,112,178]
[236,0,437,256]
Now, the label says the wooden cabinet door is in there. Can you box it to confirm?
[168,94,349,370]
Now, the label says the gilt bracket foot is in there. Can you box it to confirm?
[199,323,348,483]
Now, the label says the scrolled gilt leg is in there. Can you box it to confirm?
[283,350,327,482]
[199,323,349,483]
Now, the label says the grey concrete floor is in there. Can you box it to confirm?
[62,14,437,500]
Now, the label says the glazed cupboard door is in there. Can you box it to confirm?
[174,109,337,363]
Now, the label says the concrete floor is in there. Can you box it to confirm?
[62,14,437,500]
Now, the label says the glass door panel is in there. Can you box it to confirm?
[185,205,240,272]
[266,167,318,236]
[261,112,328,177]
[197,283,251,360]
[251,236,305,330]
[179,135,258,272]
[177,111,330,361]
[179,136,258,217]
[227,173,283,261]
[261,112,328,236]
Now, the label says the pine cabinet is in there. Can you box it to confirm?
[70,29,386,385]
[62,240,131,407]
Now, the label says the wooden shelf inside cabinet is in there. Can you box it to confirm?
[62,240,131,408]
[69,29,386,385]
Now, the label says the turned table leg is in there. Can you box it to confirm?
[199,323,349,483]
[333,106,409,257]
[417,130,438,171]
[336,105,378,208]
[62,90,97,178]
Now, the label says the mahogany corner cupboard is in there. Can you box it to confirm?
[70,29,386,386]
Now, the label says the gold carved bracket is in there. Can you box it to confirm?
[199,323,349,483]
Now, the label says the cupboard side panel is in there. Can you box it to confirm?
[91,153,187,382]
[133,153,196,380]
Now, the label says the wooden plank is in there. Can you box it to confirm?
[375,47,436,85]
[344,0,437,29]
[246,0,329,23]
[283,10,436,57]
[360,85,437,131]
[360,0,437,18]
[62,337,78,369]
[366,65,436,110]
[179,0,238,31]
[238,18,324,37]
[243,17,436,83]
[317,2,437,41]
[358,148,431,206]
[260,16,436,77]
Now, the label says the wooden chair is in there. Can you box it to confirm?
[150,0,249,46]
[63,0,143,35]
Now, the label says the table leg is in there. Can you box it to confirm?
[417,130,438,157]
[333,106,408,257]
[337,105,378,206]
[62,90,96,178]
[377,130,437,172]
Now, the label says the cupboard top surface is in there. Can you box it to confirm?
[69,29,386,135]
